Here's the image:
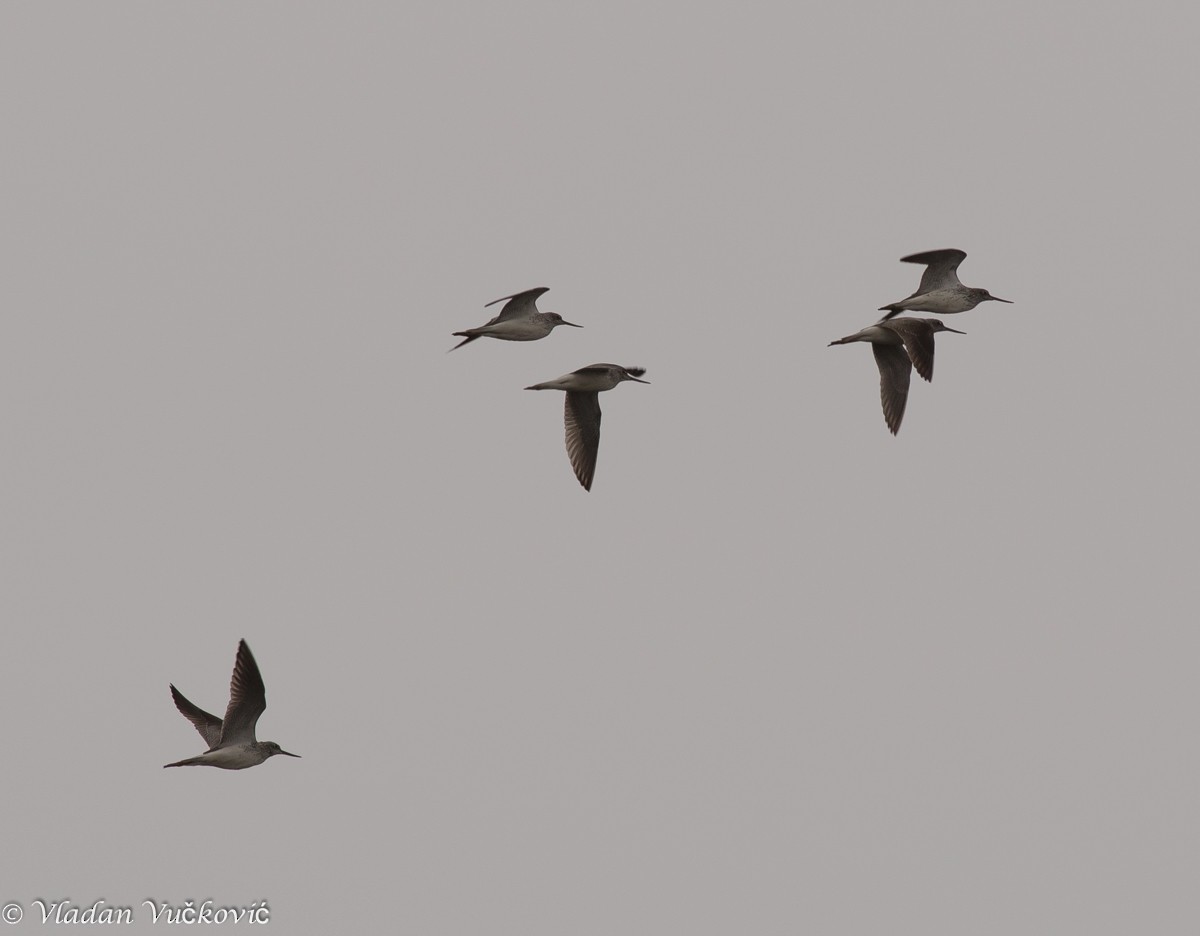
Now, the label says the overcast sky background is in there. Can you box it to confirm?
[2,2,1197,933]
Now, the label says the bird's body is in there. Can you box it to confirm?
[165,744,276,770]
[878,249,1010,320]
[525,364,649,491]
[164,640,299,770]
[829,318,964,435]
[450,287,580,351]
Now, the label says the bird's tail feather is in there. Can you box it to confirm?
[163,756,204,768]
[447,332,478,353]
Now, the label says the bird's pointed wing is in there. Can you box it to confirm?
[886,320,937,382]
[484,287,550,323]
[902,249,966,295]
[564,391,602,491]
[219,640,267,747]
[170,684,224,750]
[872,343,913,435]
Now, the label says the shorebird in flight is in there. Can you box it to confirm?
[829,318,964,434]
[878,249,1010,320]
[164,640,299,770]
[450,287,581,351]
[525,364,649,490]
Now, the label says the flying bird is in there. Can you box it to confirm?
[450,287,581,351]
[829,318,964,434]
[525,364,649,491]
[878,249,1010,320]
[164,640,300,770]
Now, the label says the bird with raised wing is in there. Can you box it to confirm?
[829,318,964,435]
[164,640,300,770]
[525,364,649,491]
[878,249,1010,320]
[450,287,581,351]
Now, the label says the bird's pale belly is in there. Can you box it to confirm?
[899,290,972,313]
[203,746,266,770]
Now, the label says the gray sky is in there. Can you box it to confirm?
[2,2,1197,933]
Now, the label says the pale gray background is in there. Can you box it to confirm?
[1,2,1197,933]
